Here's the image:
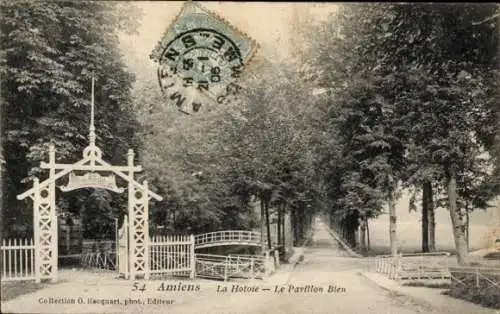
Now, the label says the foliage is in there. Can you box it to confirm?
[295,3,499,258]
[298,4,408,221]
[1,1,142,237]
[139,55,319,236]
[448,269,500,309]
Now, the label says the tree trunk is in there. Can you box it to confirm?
[360,218,367,253]
[260,195,266,252]
[290,207,295,246]
[277,202,282,249]
[264,199,272,250]
[306,213,313,234]
[299,208,305,245]
[389,193,398,257]
[282,204,287,249]
[344,219,349,245]
[366,217,371,252]
[294,208,300,246]
[281,204,286,254]
[349,216,357,248]
[356,225,360,252]
[447,169,468,265]
[422,182,430,252]
[465,201,470,253]
[428,182,436,252]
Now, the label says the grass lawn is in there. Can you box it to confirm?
[362,244,456,257]
[403,282,451,289]
[1,280,48,302]
[484,251,500,260]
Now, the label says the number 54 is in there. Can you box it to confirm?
[132,281,146,291]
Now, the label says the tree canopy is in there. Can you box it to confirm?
[1,1,142,237]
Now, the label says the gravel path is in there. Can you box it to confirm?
[1,220,446,314]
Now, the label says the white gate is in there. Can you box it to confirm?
[117,216,129,279]
[149,235,195,278]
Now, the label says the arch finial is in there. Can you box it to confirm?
[89,74,96,146]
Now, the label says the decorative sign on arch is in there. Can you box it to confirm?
[17,76,163,283]
[59,172,124,193]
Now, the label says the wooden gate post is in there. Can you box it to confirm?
[48,144,58,283]
[33,178,41,283]
[143,181,150,280]
[31,144,58,284]
[127,150,150,280]
[118,215,129,279]
[190,235,195,279]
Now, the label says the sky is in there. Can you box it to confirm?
[119,2,339,82]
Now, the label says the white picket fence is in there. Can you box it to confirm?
[149,235,195,278]
[1,233,275,282]
[1,238,36,282]
[375,252,451,283]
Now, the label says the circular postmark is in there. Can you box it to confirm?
[157,28,244,113]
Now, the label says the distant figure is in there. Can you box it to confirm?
[495,238,500,251]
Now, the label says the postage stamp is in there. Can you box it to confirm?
[150,1,258,114]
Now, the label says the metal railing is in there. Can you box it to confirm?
[195,253,268,281]
[194,231,262,248]
[449,266,500,291]
[80,240,116,271]
[80,250,116,271]
[375,252,451,282]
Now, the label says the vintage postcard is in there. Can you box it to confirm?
[1,1,499,313]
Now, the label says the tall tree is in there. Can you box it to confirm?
[297,4,409,254]
[395,4,499,264]
[296,4,499,263]
[1,1,142,237]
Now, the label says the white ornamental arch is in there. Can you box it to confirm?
[17,77,162,282]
